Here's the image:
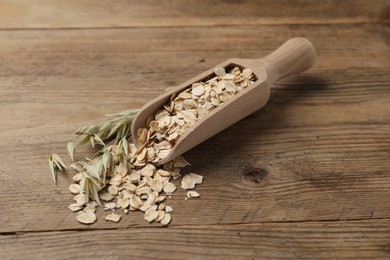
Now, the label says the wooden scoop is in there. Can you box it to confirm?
[131,37,316,165]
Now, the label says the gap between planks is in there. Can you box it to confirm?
[2,217,390,236]
[0,18,387,31]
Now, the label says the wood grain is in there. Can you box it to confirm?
[0,0,389,258]
[0,0,387,29]
[1,220,390,259]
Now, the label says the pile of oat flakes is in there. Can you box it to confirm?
[137,66,255,152]
[65,66,254,225]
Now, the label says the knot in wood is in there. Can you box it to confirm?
[241,167,267,185]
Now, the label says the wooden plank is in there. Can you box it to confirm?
[0,121,389,233]
[0,0,387,29]
[0,24,387,84]
[0,23,388,232]
[1,220,390,259]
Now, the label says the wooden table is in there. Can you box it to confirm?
[0,1,389,258]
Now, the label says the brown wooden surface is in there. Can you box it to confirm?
[0,0,389,259]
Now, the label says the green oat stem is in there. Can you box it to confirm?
[50,108,139,203]
[49,153,67,183]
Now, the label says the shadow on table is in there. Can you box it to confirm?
[183,74,329,176]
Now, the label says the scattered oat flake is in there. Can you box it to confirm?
[74,193,88,205]
[121,182,137,192]
[165,205,173,213]
[173,157,191,168]
[109,174,122,186]
[129,195,143,208]
[84,201,98,213]
[157,169,171,177]
[105,213,122,223]
[161,213,172,226]
[76,211,96,224]
[140,163,156,177]
[163,182,176,194]
[155,195,166,203]
[181,174,193,190]
[69,184,80,194]
[72,173,83,182]
[104,202,116,211]
[150,178,163,192]
[108,185,119,195]
[99,192,114,202]
[181,173,203,190]
[136,186,151,195]
[144,209,159,222]
[156,210,165,222]
[189,173,204,184]
[116,197,130,209]
[187,191,200,198]
[68,203,83,212]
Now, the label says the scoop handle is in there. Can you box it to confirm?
[259,37,316,85]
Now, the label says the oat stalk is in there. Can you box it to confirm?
[50,109,138,191]
[66,109,138,162]
[67,109,138,196]
[49,153,67,183]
